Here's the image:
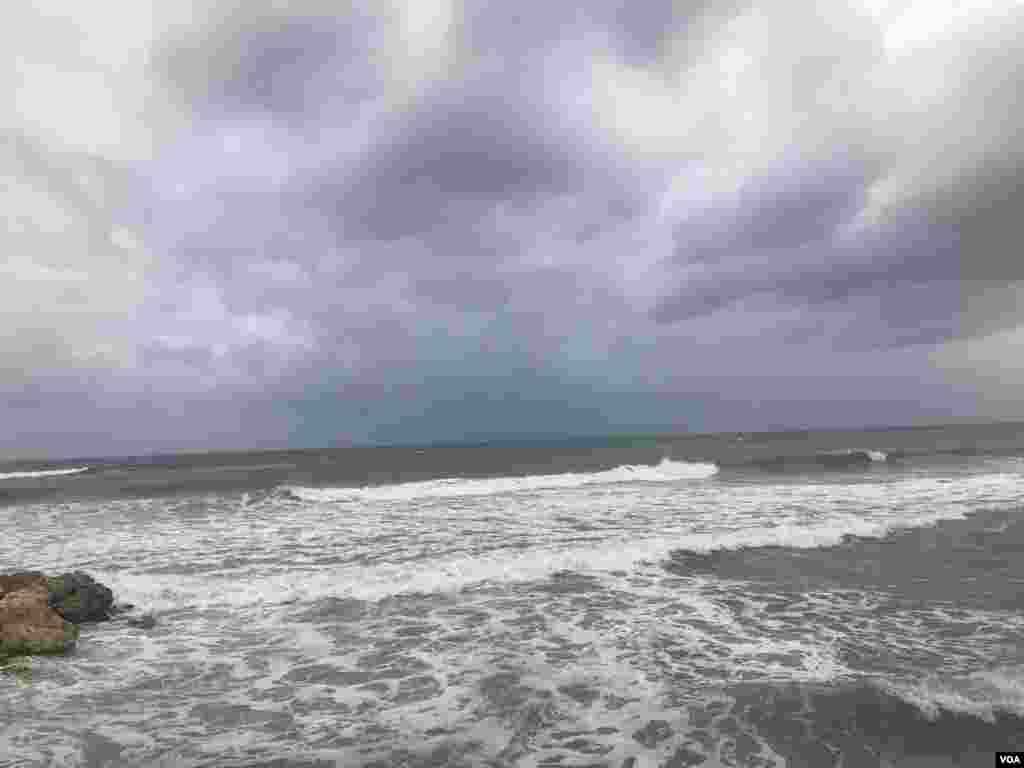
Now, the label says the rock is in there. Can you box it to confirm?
[1,570,122,660]
[0,573,80,659]
[0,571,47,599]
[46,571,115,623]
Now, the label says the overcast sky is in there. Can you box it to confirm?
[4,0,1023,458]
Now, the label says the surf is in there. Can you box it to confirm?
[0,466,91,481]
[282,458,719,502]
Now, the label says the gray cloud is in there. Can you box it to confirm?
[3,0,1023,457]
[306,77,586,243]
[672,154,876,263]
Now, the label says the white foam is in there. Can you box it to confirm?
[283,458,718,502]
[0,466,90,480]
[90,507,987,610]
[655,513,951,554]
[33,469,1019,608]
[882,666,1024,722]
[825,448,888,462]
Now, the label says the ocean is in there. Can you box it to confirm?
[1,422,1023,767]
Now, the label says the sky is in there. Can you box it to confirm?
[3,0,1024,458]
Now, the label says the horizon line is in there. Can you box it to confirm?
[3,416,1023,467]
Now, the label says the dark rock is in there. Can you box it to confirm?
[46,571,115,623]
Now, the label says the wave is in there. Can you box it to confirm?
[0,466,91,481]
[738,449,889,472]
[881,667,1024,722]
[250,470,1020,599]
[185,463,298,474]
[112,506,984,608]
[282,458,718,502]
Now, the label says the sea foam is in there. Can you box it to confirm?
[98,502,1002,609]
[882,666,1024,722]
[283,458,718,502]
[0,466,90,481]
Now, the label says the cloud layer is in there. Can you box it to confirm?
[4,0,1023,456]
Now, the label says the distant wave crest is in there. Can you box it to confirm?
[741,449,889,471]
[0,466,91,481]
[283,458,718,502]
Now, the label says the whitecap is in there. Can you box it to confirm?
[0,466,91,480]
[283,458,718,502]
[881,666,1024,722]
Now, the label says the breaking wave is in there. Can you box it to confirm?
[110,498,1001,608]
[0,466,91,481]
[282,458,718,502]
[740,449,889,471]
[881,667,1024,722]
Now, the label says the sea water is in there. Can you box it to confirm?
[1,423,1023,766]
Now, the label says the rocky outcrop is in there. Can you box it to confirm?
[1,570,124,660]
[46,571,115,623]
[0,573,80,659]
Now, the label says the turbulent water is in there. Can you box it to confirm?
[2,423,1023,767]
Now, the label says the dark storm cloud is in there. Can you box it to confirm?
[155,1,386,119]
[864,4,1024,341]
[652,152,963,347]
[669,155,875,265]
[306,76,586,243]
[144,2,647,337]
[202,17,374,116]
